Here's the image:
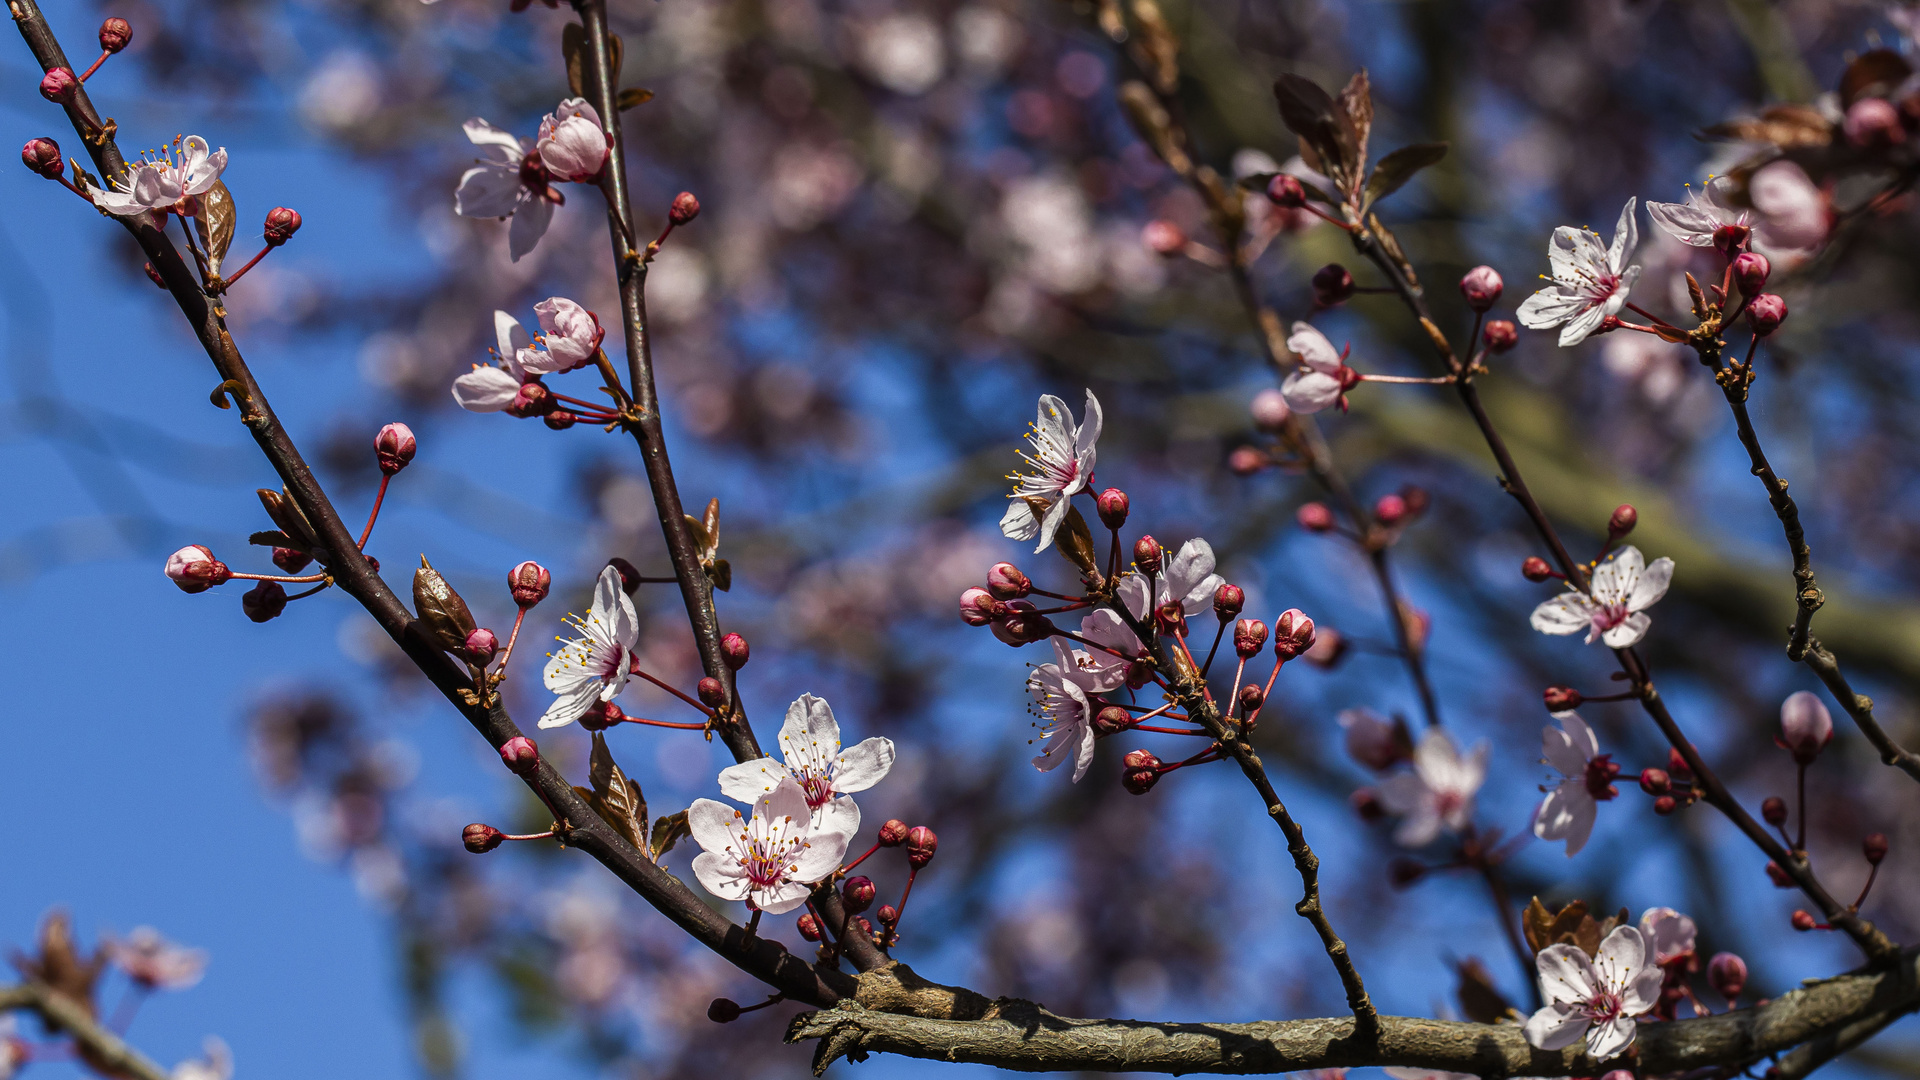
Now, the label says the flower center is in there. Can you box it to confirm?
[1434,789,1465,819]
[1583,989,1625,1024]
[1584,754,1621,801]
[741,827,803,888]
[1589,601,1629,632]
[798,772,835,809]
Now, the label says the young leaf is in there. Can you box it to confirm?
[413,556,479,655]
[650,810,692,860]
[616,87,654,111]
[1273,74,1358,194]
[563,23,624,102]
[702,498,721,559]
[683,514,713,562]
[1054,505,1101,579]
[194,180,237,276]
[1453,957,1514,1025]
[709,558,732,593]
[585,732,648,852]
[1363,142,1448,206]
[249,530,294,548]
[1336,70,1373,170]
[257,488,319,552]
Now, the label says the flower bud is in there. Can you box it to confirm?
[99,17,133,53]
[1638,767,1670,796]
[708,998,742,1023]
[39,68,78,104]
[1312,263,1354,307]
[543,409,578,430]
[1712,223,1752,255]
[842,875,876,913]
[1133,535,1162,573]
[669,192,701,225]
[1228,446,1270,475]
[697,676,727,709]
[578,700,624,731]
[1250,388,1291,430]
[21,138,62,179]
[1374,493,1407,526]
[505,381,554,418]
[1341,709,1407,771]
[1790,909,1818,932]
[1075,704,1122,737]
[906,826,937,868]
[1303,627,1347,669]
[1351,787,1385,821]
[877,904,899,926]
[1864,832,1889,865]
[464,627,499,663]
[1273,608,1315,660]
[1608,503,1637,538]
[463,823,504,853]
[508,561,551,607]
[1708,952,1747,1002]
[1544,686,1583,712]
[1844,97,1905,147]
[165,545,231,593]
[1765,860,1794,887]
[1212,583,1245,622]
[1237,683,1265,714]
[1482,319,1518,353]
[1400,486,1430,516]
[796,913,824,941]
[269,548,308,574]
[1761,795,1788,826]
[986,562,1031,600]
[1654,795,1678,816]
[1459,265,1503,312]
[1141,219,1186,256]
[1234,618,1269,658]
[1521,556,1554,582]
[1388,858,1427,888]
[1667,748,1695,781]
[991,600,1054,646]
[1084,488,1128,533]
[243,580,288,622]
[499,736,540,775]
[264,207,302,246]
[1747,293,1788,337]
[1122,765,1160,794]
[878,819,910,847]
[1155,600,1188,638]
[721,632,750,670]
[1778,690,1833,764]
[959,586,1002,626]
[1266,174,1307,208]
[604,556,643,594]
[374,422,416,475]
[1296,502,1335,533]
[1732,252,1771,297]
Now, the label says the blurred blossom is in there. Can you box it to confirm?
[768,142,863,230]
[1001,173,1102,293]
[170,1037,233,1080]
[1055,51,1106,99]
[860,14,947,96]
[300,52,383,134]
[352,844,408,906]
[647,246,712,325]
[113,927,209,990]
[1378,730,1488,846]
[1750,160,1828,262]
[953,5,1022,76]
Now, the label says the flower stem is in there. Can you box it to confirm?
[357,474,390,550]
[627,662,718,716]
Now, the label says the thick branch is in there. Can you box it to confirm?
[0,982,170,1080]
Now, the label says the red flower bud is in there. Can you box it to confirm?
[1237,683,1265,714]
[464,627,499,662]
[986,562,1031,600]
[1228,446,1270,476]
[1312,263,1354,307]
[1459,265,1503,312]
[1761,795,1788,826]
[842,875,876,913]
[1544,686,1583,712]
[1482,319,1518,353]
[1273,608,1315,660]
[272,547,311,574]
[1708,952,1747,1002]
[1374,493,1408,526]
[1732,252,1771,297]
[906,826,938,868]
[1521,556,1554,582]
[1654,795,1678,815]
[499,736,540,775]
[1790,909,1818,932]
[463,823,504,853]
[98,17,133,53]
[1303,627,1348,669]
[21,138,62,180]
[878,819,910,846]
[697,676,727,709]
[1133,534,1162,573]
[1864,832,1889,865]
[1608,503,1637,537]
[1122,766,1160,794]
[1250,388,1291,430]
[796,913,824,941]
[721,632,750,669]
[708,998,742,1023]
[505,381,554,418]
[1638,768,1670,796]
[669,192,701,225]
[991,600,1055,646]
[1234,618,1268,658]
[242,580,288,622]
[579,700,624,731]
[605,556,643,593]
[1093,705,1131,735]
[1765,860,1794,887]
[508,560,551,607]
[959,586,1002,626]
[1213,583,1244,621]
[543,409,578,430]
[39,68,78,104]
[1667,747,1694,780]
[1141,219,1186,256]
[1400,486,1429,516]
[1095,488,1129,529]
[1747,293,1788,337]
[1296,502,1335,532]
[374,422,416,475]
[264,207,302,246]
[165,545,231,593]
[877,904,899,926]
[1265,174,1307,208]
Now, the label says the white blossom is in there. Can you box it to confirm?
[1116,537,1225,620]
[1523,925,1662,1060]
[112,927,209,990]
[1516,198,1642,347]
[717,693,895,835]
[452,310,532,412]
[517,296,605,374]
[171,1037,233,1080]
[688,776,851,914]
[1071,607,1144,691]
[1530,546,1673,649]
[535,98,610,183]
[1639,906,1697,966]
[1378,729,1487,847]
[1279,322,1355,415]
[86,136,227,216]
[1000,390,1103,553]
[1028,637,1101,782]
[539,566,639,729]
[1533,713,1607,856]
[1646,176,1751,248]
[454,117,558,262]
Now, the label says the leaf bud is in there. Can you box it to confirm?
[1482,319,1518,353]
[796,913,824,941]
[543,409,578,430]
[243,580,288,622]
[263,207,302,247]
[877,819,910,847]
[20,138,62,179]
[669,192,701,225]
[1296,502,1334,532]
[165,544,231,592]
[1708,951,1747,1002]
[721,632,750,670]
[986,562,1031,600]
[1864,832,1889,865]
[1093,705,1131,735]
[1778,690,1833,764]
[1273,608,1316,660]
[697,676,727,709]
[1250,387,1291,430]
[499,736,540,775]
[1790,909,1818,932]
[374,422,416,475]
[463,627,499,663]
[959,586,1001,626]
[38,68,78,104]
[1133,534,1162,573]
[877,904,899,926]
[1608,503,1637,537]
[1234,617,1268,658]
[1746,293,1788,337]
[508,560,551,607]
[1765,860,1794,887]
[1374,493,1407,526]
[1312,263,1354,307]
[1638,768,1670,796]
[1544,686,1583,712]
[1237,683,1265,714]
[707,998,742,1023]
[463,823,504,853]
[99,17,133,53]
[1265,174,1307,208]
[1732,252,1771,297]
[272,547,311,574]
[1141,219,1186,256]
[905,826,938,868]
[1459,265,1503,312]
[1762,795,1788,826]
[842,875,876,914]
[1521,556,1554,582]
[1228,446,1270,475]
[1213,583,1245,621]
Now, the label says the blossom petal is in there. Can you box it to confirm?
[717,759,792,804]
[1166,538,1217,606]
[454,163,524,218]
[508,193,554,262]
[1594,925,1648,992]
[1593,547,1643,607]
[833,737,896,793]
[1600,612,1651,649]
[462,117,526,158]
[537,678,601,729]
[1608,197,1640,275]
[1000,497,1040,542]
[788,826,852,885]
[1033,489,1070,553]
[780,693,843,767]
[1075,388,1103,462]
[495,310,531,364]
[1117,574,1151,622]
[1646,198,1719,247]
[688,797,745,855]
[1585,1016,1637,1061]
[812,795,862,838]
[1639,907,1698,966]
[1523,1003,1590,1052]
[754,879,815,915]
[1069,719,1097,783]
[1542,716,1591,777]
[1287,322,1343,373]
[593,565,641,650]
[1536,943,1601,1006]
[1281,369,1343,414]
[451,365,521,411]
[759,776,814,828]
[691,851,752,901]
[1516,285,1589,330]
[1531,593,1596,636]
[1627,555,1674,612]
[1533,784,1598,855]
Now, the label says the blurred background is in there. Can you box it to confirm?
[5,0,1920,1076]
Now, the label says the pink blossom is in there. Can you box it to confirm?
[1516,199,1641,347]
[1523,925,1662,1059]
[518,296,605,374]
[1279,323,1358,414]
[1530,546,1673,649]
[535,98,610,183]
[999,390,1103,553]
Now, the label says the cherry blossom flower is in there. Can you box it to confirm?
[454,117,560,262]
[1530,546,1674,649]
[1517,198,1642,347]
[1523,925,1662,1060]
[452,310,533,411]
[1533,713,1617,856]
[539,565,639,729]
[535,98,610,183]
[1378,729,1488,846]
[1028,637,1101,782]
[170,1037,234,1080]
[1071,607,1145,691]
[688,775,851,914]
[86,135,227,216]
[1116,537,1226,620]
[1646,176,1751,248]
[112,926,209,990]
[717,693,895,835]
[1279,322,1359,414]
[1749,161,1828,259]
[1639,907,1697,966]
[517,296,605,374]
[1000,390,1103,553]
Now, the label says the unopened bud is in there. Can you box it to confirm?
[243,580,288,622]
[1341,709,1407,771]
[1708,952,1747,1001]
[165,544,231,593]
[1712,223,1752,255]
[99,17,133,53]
[1228,446,1270,475]
[878,819,909,847]
[1093,705,1131,735]
[842,875,876,913]
[272,548,311,574]
[1521,556,1554,582]
[1265,174,1307,208]
[605,556,643,593]
[38,68,78,104]
[1639,768,1670,796]
[906,826,937,867]
[697,676,727,709]
[1296,502,1335,533]
[264,206,302,246]
[1608,503,1637,537]
[1122,765,1160,794]
[1273,608,1315,660]
[374,422,416,475]
[579,700,624,731]
[463,823,504,853]
[959,586,1001,626]
[505,381,554,418]
[1095,488,1129,530]
[796,913,824,941]
[986,562,1031,600]
[20,138,62,179]
[1667,747,1694,780]
[721,632,750,670]
[1544,686,1583,712]
[1303,627,1348,669]
[1654,795,1678,815]
[1844,97,1905,147]
[877,904,899,926]
[1374,493,1407,526]
[1388,858,1427,888]
[1312,263,1354,307]
[669,191,701,225]
[1234,618,1268,658]
[1766,860,1794,887]
[1459,265,1503,312]
[1133,535,1162,573]
[1864,832,1889,865]
[543,409,577,430]
[508,561,551,607]
[1351,787,1385,821]
[1250,388,1291,430]
[1213,583,1244,621]
[499,736,540,775]
[1732,252,1771,297]
[464,627,499,662]
[1237,683,1265,714]
[991,600,1054,646]
[1762,795,1788,826]
[1747,293,1788,337]
[1155,600,1187,638]
[1141,219,1186,255]
[1482,319,1518,353]
[1778,690,1833,764]
[1790,909,1818,932]
[1399,486,1429,516]
[708,998,742,1023]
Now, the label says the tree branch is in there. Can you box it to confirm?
[0,982,170,1080]
[1802,640,1920,782]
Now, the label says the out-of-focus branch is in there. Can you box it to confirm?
[0,982,170,1080]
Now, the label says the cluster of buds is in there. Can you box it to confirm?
[1372,485,1430,530]
[1638,748,1701,816]
[959,561,1055,646]
[1121,749,1161,794]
